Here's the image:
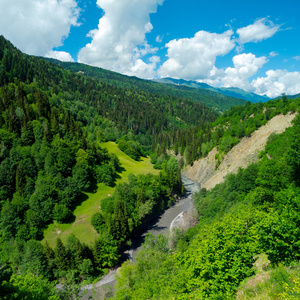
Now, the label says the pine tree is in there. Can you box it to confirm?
[16,161,26,195]
[54,238,69,271]
[75,240,84,266]
[44,241,56,278]
[112,200,129,243]
[50,107,59,134]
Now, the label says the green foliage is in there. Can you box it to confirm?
[156,97,300,166]
[53,204,72,224]
[2,35,300,297]
[143,232,169,253]
[54,238,69,272]
[95,164,116,186]
[91,212,105,233]
[5,272,59,300]
[56,270,84,300]
[114,233,174,300]
[93,233,119,268]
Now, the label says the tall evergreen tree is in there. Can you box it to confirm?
[54,238,69,272]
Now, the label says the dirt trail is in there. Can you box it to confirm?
[184,113,296,190]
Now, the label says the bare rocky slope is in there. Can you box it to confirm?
[183,113,296,190]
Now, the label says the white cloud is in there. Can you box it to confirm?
[269,51,278,57]
[158,30,235,80]
[237,18,280,44]
[200,53,268,91]
[156,35,163,43]
[0,0,80,56]
[223,53,268,90]
[252,70,300,98]
[77,0,164,79]
[45,50,74,62]
[293,56,300,61]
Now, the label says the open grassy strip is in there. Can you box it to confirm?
[43,142,159,247]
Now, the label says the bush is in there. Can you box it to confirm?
[53,204,72,223]
[91,212,105,233]
[96,164,115,186]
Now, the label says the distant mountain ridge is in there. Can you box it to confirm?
[43,58,246,113]
[273,93,300,100]
[154,77,270,103]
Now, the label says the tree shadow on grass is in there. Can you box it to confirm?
[61,212,76,224]
[117,165,126,174]
[85,178,98,194]
[70,192,89,211]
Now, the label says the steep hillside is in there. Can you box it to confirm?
[0,35,189,294]
[44,58,246,112]
[184,112,296,189]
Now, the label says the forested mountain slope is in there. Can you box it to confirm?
[0,36,214,298]
[0,36,217,139]
[44,58,246,113]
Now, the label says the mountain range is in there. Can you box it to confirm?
[154,77,270,103]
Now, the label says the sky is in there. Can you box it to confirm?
[1,0,300,98]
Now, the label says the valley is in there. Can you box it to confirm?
[1,35,300,300]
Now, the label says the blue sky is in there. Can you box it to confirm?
[1,0,300,97]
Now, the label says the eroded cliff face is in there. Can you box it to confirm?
[183,113,296,190]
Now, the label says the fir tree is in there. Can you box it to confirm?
[54,238,69,271]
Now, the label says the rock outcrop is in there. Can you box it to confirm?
[183,113,296,190]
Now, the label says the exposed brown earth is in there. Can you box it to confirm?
[183,113,296,190]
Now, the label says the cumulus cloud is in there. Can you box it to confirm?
[200,53,268,91]
[237,18,280,44]
[45,50,74,62]
[0,0,80,56]
[252,70,300,98]
[269,51,279,57]
[222,53,268,90]
[158,30,235,80]
[293,56,300,61]
[78,0,163,79]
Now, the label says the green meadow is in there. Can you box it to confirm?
[43,142,160,247]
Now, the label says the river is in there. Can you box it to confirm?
[82,175,200,298]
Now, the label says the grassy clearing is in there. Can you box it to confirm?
[43,142,159,247]
[236,255,300,300]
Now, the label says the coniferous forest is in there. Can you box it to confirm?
[1,35,300,299]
